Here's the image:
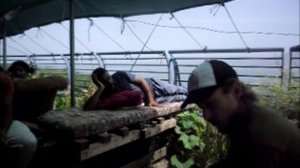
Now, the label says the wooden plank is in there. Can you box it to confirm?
[120,146,167,168]
[128,122,146,130]
[142,118,177,139]
[155,117,165,124]
[80,118,177,161]
[89,132,111,143]
[151,159,169,168]
[80,130,140,160]
[151,146,167,162]
[110,127,130,136]
[74,139,90,150]
[150,120,158,127]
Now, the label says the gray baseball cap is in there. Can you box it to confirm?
[181,60,238,109]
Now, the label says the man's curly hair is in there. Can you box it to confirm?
[8,60,35,75]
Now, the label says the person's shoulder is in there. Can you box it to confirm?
[116,71,134,75]
[252,105,296,129]
[0,71,14,94]
[114,71,127,75]
[113,71,135,80]
[112,71,127,78]
[249,105,300,149]
[0,71,12,82]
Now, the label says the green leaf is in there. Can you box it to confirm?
[175,126,182,134]
[182,120,194,129]
[179,134,200,150]
[171,155,194,168]
[179,133,192,150]
[189,135,200,148]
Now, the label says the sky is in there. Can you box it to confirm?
[2,0,300,55]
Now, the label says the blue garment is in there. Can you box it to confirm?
[110,71,187,103]
[2,120,37,168]
[145,77,187,103]
[146,77,187,97]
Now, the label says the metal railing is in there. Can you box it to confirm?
[289,45,300,84]
[1,47,298,93]
[169,48,285,87]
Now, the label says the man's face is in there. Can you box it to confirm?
[13,65,28,79]
[99,71,113,86]
[196,87,239,133]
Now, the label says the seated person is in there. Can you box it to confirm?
[83,67,187,111]
[7,60,68,121]
[0,67,37,168]
[7,60,35,80]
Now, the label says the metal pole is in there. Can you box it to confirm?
[2,21,7,69]
[289,47,292,85]
[281,50,284,86]
[165,51,174,84]
[69,0,75,107]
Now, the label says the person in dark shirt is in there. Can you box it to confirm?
[0,67,37,168]
[181,60,300,168]
[83,67,187,110]
[7,60,35,79]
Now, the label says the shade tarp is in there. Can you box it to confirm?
[0,0,232,39]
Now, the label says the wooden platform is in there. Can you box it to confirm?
[78,117,176,161]
[29,116,180,168]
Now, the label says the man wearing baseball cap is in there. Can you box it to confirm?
[182,60,300,168]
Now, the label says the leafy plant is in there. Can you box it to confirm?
[171,155,194,168]
[171,108,228,168]
[54,91,71,110]
[54,83,97,109]
[257,81,300,121]
[48,73,96,109]
[76,83,97,108]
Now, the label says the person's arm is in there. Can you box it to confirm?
[251,143,282,168]
[0,72,14,140]
[209,141,282,168]
[83,74,105,111]
[133,75,157,107]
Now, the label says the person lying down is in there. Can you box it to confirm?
[83,67,187,111]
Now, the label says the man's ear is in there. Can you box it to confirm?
[232,81,243,98]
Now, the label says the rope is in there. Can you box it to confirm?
[209,4,221,16]
[125,19,300,37]
[87,18,94,41]
[125,21,154,51]
[25,33,53,54]
[7,44,29,55]
[9,37,34,54]
[223,4,249,49]
[89,18,129,52]
[120,18,126,34]
[171,13,205,49]
[40,28,69,50]
[129,14,163,72]
[61,23,93,52]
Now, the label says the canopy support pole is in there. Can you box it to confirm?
[69,0,75,107]
[2,21,7,69]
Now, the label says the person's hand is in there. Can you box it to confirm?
[147,99,158,107]
[92,74,104,89]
